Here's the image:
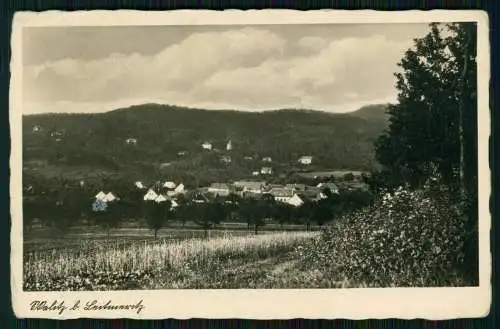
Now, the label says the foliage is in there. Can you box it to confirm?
[298,185,474,286]
[374,22,477,192]
[144,200,173,239]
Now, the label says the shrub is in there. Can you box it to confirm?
[300,185,470,287]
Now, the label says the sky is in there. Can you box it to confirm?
[22,23,431,114]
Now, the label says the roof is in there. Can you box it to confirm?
[299,156,313,160]
[318,182,339,189]
[268,187,294,198]
[209,183,230,190]
[233,181,266,189]
[285,183,307,190]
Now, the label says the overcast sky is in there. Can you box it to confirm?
[22,23,430,114]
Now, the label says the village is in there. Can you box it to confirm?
[90,138,366,214]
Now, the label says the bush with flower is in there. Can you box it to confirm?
[298,183,471,287]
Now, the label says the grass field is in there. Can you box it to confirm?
[24,229,350,290]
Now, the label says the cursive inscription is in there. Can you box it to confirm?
[29,299,145,315]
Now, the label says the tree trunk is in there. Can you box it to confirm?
[154,229,158,240]
[306,221,310,231]
[254,224,258,235]
[204,227,208,239]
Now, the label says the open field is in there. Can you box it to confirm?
[23,223,318,253]
[23,231,352,290]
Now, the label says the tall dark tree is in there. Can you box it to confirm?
[374,22,477,194]
[144,200,172,239]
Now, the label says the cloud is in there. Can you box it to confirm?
[23,27,423,114]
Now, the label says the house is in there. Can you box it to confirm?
[252,171,260,176]
[202,142,212,150]
[244,156,253,160]
[171,199,179,209]
[103,192,118,202]
[233,181,266,195]
[79,180,85,187]
[92,199,108,212]
[143,189,159,201]
[317,182,340,194]
[160,162,171,168]
[220,155,232,164]
[285,183,307,192]
[155,194,167,203]
[32,125,42,133]
[126,138,138,145]
[163,181,177,189]
[298,156,313,165]
[262,157,272,162]
[174,183,185,194]
[208,183,232,197]
[286,194,305,207]
[135,181,146,189]
[177,151,188,156]
[268,187,295,202]
[192,193,209,203]
[226,140,233,151]
[50,131,64,138]
[95,191,107,201]
[260,167,273,175]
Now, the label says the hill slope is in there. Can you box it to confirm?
[22,103,388,185]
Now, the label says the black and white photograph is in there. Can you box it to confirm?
[10,10,490,319]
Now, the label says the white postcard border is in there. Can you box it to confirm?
[10,9,491,319]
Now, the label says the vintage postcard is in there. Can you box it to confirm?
[10,9,491,319]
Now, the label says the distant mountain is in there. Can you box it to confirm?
[22,103,389,186]
[349,104,390,122]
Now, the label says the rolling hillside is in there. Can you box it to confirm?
[22,103,389,186]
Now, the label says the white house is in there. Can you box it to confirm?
[252,171,260,176]
[286,194,305,207]
[163,181,177,189]
[95,191,107,201]
[143,189,159,201]
[226,140,232,151]
[298,156,313,165]
[178,151,188,156]
[155,194,167,203]
[174,183,185,194]
[208,183,232,197]
[262,157,272,163]
[244,156,253,160]
[126,138,138,145]
[32,125,42,133]
[170,199,179,209]
[135,181,146,189]
[202,142,212,150]
[260,167,273,175]
[233,181,266,194]
[103,192,118,202]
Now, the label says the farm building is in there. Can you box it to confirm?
[143,189,159,201]
[155,194,167,203]
[262,157,272,162]
[202,142,212,150]
[126,138,138,145]
[233,181,266,194]
[163,181,177,189]
[252,171,260,176]
[95,191,107,200]
[103,192,118,202]
[174,183,185,194]
[135,181,146,189]
[317,182,340,194]
[208,183,232,197]
[298,156,313,165]
[260,167,273,175]
[220,155,232,164]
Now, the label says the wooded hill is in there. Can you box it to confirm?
[22,103,388,186]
